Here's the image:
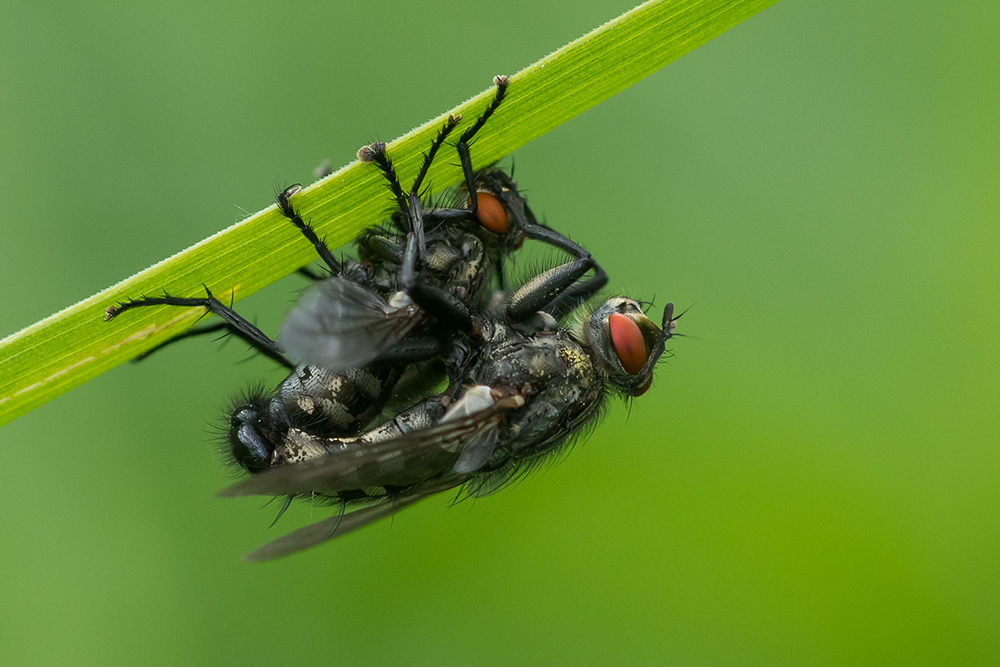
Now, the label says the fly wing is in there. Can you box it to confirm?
[242,478,462,562]
[218,394,523,499]
[279,277,420,372]
[444,386,503,474]
[453,427,499,474]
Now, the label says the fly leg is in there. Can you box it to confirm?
[538,263,609,321]
[397,230,475,333]
[358,113,461,239]
[114,128,341,364]
[130,321,290,369]
[454,76,608,307]
[397,192,475,335]
[104,287,292,367]
[456,75,509,216]
[372,335,452,365]
[357,232,404,266]
[406,114,463,259]
[401,76,509,228]
[275,185,343,276]
[517,224,609,320]
[505,258,598,323]
[359,118,475,334]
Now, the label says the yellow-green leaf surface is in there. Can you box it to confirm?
[0,0,777,427]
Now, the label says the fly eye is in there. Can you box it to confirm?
[468,192,509,234]
[609,313,648,375]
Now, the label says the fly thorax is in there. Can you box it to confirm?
[424,243,463,274]
[497,332,602,457]
[444,234,487,304]
[557,342,597,389]
[476,328,591,396]
[477,318,505,345]
[512,311,559,336]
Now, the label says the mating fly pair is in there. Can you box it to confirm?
[106,76,678,560]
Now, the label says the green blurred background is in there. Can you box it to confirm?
[2,0,998,664]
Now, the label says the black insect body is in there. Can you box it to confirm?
[101,74,658,564]
[282,77,605,376]
[105,76,604,477]
[220,285,678,561]
[233,79,605,472]
[234,249,612,477]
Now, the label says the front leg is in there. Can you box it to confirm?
[456,75,510,216]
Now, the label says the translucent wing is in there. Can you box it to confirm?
[218,393,524,498]
[446,386,502,474]
[279,277,421,372]
[453,428,499,474]
[242,489,443,562]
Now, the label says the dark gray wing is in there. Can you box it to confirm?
[242,490,437,562]
[218,395,524,498]
[279,277,420,372]
[453,427,499,474]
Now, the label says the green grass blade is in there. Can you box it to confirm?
[0,0,778,427]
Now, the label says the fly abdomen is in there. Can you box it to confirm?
[276,363,401,437]
[340,395,447,449]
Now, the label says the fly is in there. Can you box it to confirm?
[105,75,605,474]
[218,263,678,560]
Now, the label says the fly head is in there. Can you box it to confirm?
[226,390,277,474]
[466,170,527,243]
[581,297,677,397]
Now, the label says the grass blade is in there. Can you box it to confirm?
[0,0,778,427]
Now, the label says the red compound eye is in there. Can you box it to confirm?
[469,192,509,234]
[609,313,647,375]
